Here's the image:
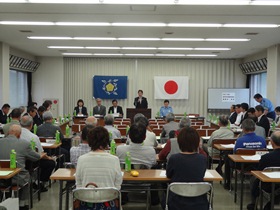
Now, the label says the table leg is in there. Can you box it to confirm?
[234,163,237,203]
[240,163,244,210]
[260,182,263,209]
[66,183,70,210]
[271,183,275,210]
[59,180,63,210]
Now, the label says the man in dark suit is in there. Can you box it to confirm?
[0,124,40,210]
[0,103,10,124]
[255,105,270,137]
[240,102,249,124]
[108,99,123,117]
[247,131,280,210]
[229,104,237,124]
[93,98,106,116]
[134,89,148,109]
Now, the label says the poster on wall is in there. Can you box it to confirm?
[93,75,128,99]
[222,92,235,102]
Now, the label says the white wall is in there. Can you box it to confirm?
[10,47,35,61]
[242,50,267,63]
[32,57,64,116]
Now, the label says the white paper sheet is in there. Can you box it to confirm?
[156,136,160,140]
[121,172,124,176]
[0,171,13,176]
[241,154,261,160]
[161,143,166,148]
[262,172,280,179]
[160,171,166,177]
[220,144,235,148]
[0,134,4,138]
[267,145,273,150]
[41,143,54,147]
[204,171,214,178]
[201,136,210,140]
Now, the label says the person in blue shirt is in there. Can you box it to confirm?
[254,93,275,120]
[160,100,173,118]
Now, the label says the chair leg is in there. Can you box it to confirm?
[146,189,151,210]
[29,182,33,209]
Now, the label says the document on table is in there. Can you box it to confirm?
[201,136,210,140]
[241,154,261,160]
[204,171,214,178]
[0,171,13,176]
[41,143,54,147]
[220,144,235,148]
[160,171,166,177]
[262,172,280,179]
[267,144,273,150]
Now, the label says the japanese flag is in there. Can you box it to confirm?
[154,76,189,99]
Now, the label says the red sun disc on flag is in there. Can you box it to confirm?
[164,80,178,94]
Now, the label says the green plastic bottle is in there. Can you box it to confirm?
[6,117,9,124]
[110,139,116,155]
[272,121,276,131]
[184,112,187,118]
[66,125,70,137]
[55,130,60,144]
[157,111,160,118]
[68,113,71,120]
[126,125,130,136]
[125,152,131,172]
[90,110,93,116]
[10,149,16,169]
[52,118,55,124]
[30,138,36,150]
[74,110,77,117]
[33,124,37,135]
[59,116,62,124]
[110,110,113,114]
[227,121,231,129]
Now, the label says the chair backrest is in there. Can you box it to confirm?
[166,182,212,209]
[152,128,162,136]
[73,186,121,204]
[207,129,216,136]
[212,138,237,145]
[196,129,207,137]
[118,128,127,136]
[71,124,80,133]
[236,148,268,155]
[0,160,10,168]
[191,125,201,130]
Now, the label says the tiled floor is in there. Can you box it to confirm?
[32,177,259,210]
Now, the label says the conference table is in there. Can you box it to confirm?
[51,168,222,210]
[0,168,21,200]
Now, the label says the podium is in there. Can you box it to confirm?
[126,108,151,121]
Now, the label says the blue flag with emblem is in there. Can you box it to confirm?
[93,75,128,99]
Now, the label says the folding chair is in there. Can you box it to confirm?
[165,182,213,210]
[73,183,121,210]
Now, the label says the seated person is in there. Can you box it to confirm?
[166,127,208,210]
[104,114,121,140]
[33,105,45,126]
[247,107,256,118]
[275,106,280,127]
[255,105,270,137]
[92,98,106,116]
[37,111,70,162]
[240,103,249,124]
[234,104,243,126]
[238,116,266,139]
[0,103,10,124]
[161,113,179,138]
[108,99,123,117]
[20,116,56,192]
[74,99,88,116]
[229,104,237,124]
[42,100,52,111]
[3,108,21,136]
[85,116,98,126]
[160,100,173,118]
[247,131,280,210]
[126,113,158,147]
[0,125,40,210]
[116,123,156,169]
[70,125,94,167]
[75,126,122,209]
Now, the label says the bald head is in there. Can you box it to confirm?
[20,115,33,130]
[8,124,21,138]
[271,131,280,147]
[85,116,98,126]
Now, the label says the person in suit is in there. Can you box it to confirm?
[255,105,270,137]
[42,100,52,111]
[0,124,40,210]
[134,89,148,109]
[33,105,45,126]
[229,104,237,124]
[108,99,123,117]
[275,106,280,127]
[74,99,88,116]
[3,108,21,136]
[254,93,275,120]
[0,103,10,124]
[240,102,249,124]
[92,98,106,116]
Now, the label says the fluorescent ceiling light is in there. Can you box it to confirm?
[223,24,278,28]
[48,46,84,49]
[178,0,250,5]
[155,54,186,57]
[62,53,92,55]
[0,0,27,2]
[186,54,217,57]
[94,53,123,56]
[0,21,54,25]
[112,23,166,27]
[73,37,116,40]
[250,1,280,5]
[85,47,121,49]
[194,48,231,50]
[124,54,155,56]
[118,38,161,41]
[158,47,193,50]
[122,47,157,50]
[56,22,111,26]
[28,0,99,3]
[28,36,72,40]
[162,38,204,41]
[206,38,250,41]
[168,23,222,27]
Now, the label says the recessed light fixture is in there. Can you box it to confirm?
[168,23,222,27]
[93,53,123,56]
[122,47,157,50]
[62,53,92,55]
[28,36,72,40]
[0,21,54,25]
[223,24,278,28]
[73,37,117,40]
[158,47,193,50]
[112,23,166,27]
[85,47,121,49]
[155,54,186,57]
[186,54,217,57]
[162,38,205,41]
[118,38,161,41]
[48,46,84,49]
[56,22,111,26]
[205,38,250,41]
[194,48,231,50]
[124,54,155,56]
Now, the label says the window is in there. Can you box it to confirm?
[249,72,267,107]
[9,70,28,107]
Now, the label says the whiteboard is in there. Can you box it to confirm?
[208,88,250,109]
